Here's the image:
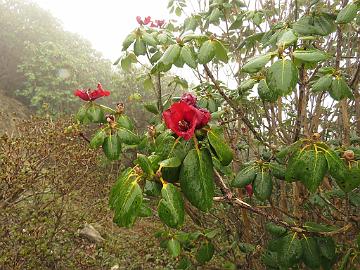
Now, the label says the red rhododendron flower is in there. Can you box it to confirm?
[155,19,165,27]
[180,93,197,106]
[245,184,253,197]
[74,83,110,101]
[136,16,151,25]
[163,95,211,140]
[197,108,211,129]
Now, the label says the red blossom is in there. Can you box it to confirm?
[245,184,253,197]
[144,16,151,25]
[162,94,211,140]
[180,93,197,106]
[74,83,110,101]
[155,19,165,28]
[136,16,152,25]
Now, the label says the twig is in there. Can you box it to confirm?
[203,64,269,147]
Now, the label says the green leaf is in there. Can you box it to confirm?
[116,128,140,145]
[214,40,228,63]
[277,234,303,268]
[293,14,336,36]
[317,237,335,260]
[262,250,278,268]
[143,76,154,91]
[120,53,137,71]
[176,257,192,269]
[158,183,185,228]
[122,32,136,51]
[301,237,321,269]
[242,53,272,73]
[144,180,162,197]
[285,149,328,192]
[138,204,152,217]
[159,157,182,168]
[232,165,257,188]
[160,44,181,65]
[269,162,286,180]
[136,154,154,176]
[198,40,216,64]
[266,59,299,96]
[150,51,162,64]
[184,16,198,31]
[253,171,273,201]
[258,79,279,102]
[86,105,105,123]
[180,46,197,69]
[276,29,297,47]
[313,13,337,35]
[76,105,89,123]
[144,103,159,114]
[110,170,143,227]
[329,77,354,101]
[102,134,122,160]
[208,129,233,166]
[239,79,257,91]
[157,32,170,44]
[117,114,134,131]
[312,74,333,93]
[293,49,331,63]
[265,222,287,237]
[209,7,221,23]
[239,242,256,253]
[167,238,181,257]
[134,37,146,56]
[142,32,157,47]
[324,148,360,192]
[196,242,215,264]
[179,148,215,211]
[336,3,360,24]
[303,222,339,233]
[90,129,107,149]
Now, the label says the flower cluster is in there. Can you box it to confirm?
[136,16,165,28]
[163,93,211,140]
[74,83,110,101]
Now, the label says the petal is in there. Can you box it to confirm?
[144,16,151,24]
[196,108,211,128]
[136,16,142,24]
[74,89,90,101]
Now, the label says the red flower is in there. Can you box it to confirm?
[180,93,197,106]
[155,19,165,28]
[74,83,110,101]
[136,16,151,25]
[245,184,253,197]
[163,99,211,140]
[144,16,151,25]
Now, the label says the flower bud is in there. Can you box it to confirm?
[343,150,355,161]
[312,133,321,140]
[116,103,125,114]
[147,125,156,138]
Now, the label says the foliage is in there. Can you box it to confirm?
[3,0,360,268]
[70,0,360,268]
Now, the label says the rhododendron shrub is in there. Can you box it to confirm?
[73,0,360,268]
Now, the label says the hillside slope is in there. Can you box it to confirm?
[0,89,30,135]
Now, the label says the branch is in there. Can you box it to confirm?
[203,64,269,147]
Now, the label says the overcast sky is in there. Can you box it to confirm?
[35,0,170,61]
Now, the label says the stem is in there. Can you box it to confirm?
[156,72,163,113]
